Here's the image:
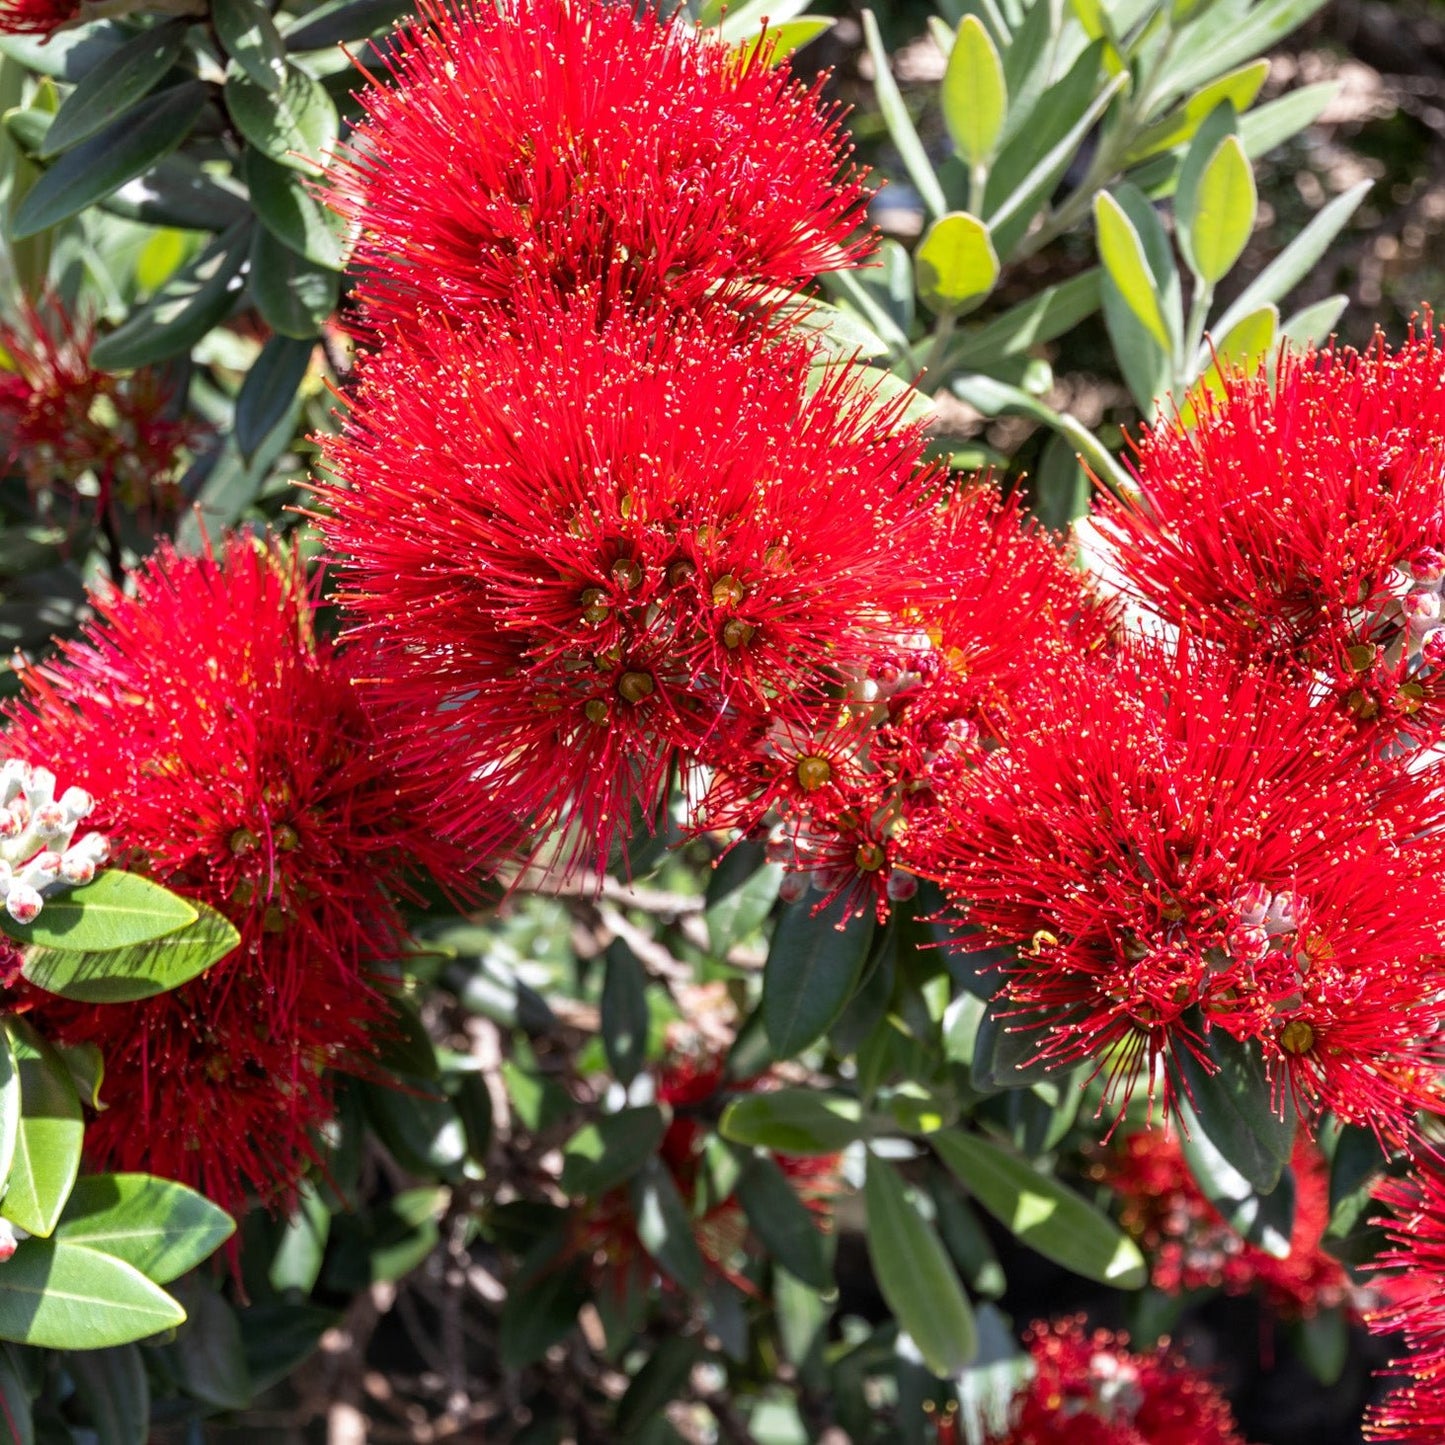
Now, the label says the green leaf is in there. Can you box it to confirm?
[225,62,339,177]
[90,220,250,370]
[282,0,413,48]
[235,334,313,465]
[734,16,833,66]
[1122,60,1268,165]
[863,1153,976,1377]
[719,1088,864,1155]
[267,1181,329,1294]
[56,1174,236,1283]
[631,1158,705,1293]
[242,148,347,268]
[41,21,187,157]
[734,1154,831,1290]
[1211,180,1370,341]
[1326,1124,1387,1239]
[2,871,196,954]
[213,0,287,93]
[102,154,250,231]
[2,1023,81,1239]
[561,1106,666,1198]
[1179,134,1255,285]
[615,1336,701,1435]
[915,211,999,315]
[21,899,237,1003]
[1094,190,1173,353]
[66,1345,148,1445]
[861,9,946,219]
[763,895,875,1058]
[1190,303,1276,402]
[1178,1026,1295,1193]
[942,17,1006,168]
[601,940,649,1087]
[0,1032,16,1196]
[239,1301,338,1392]
[705,849,782,954]
[360,1079,467,1180]
[55,1043,102,1111]
[1239,80,1335,160]
[948,269,1101,370]
[0,1238,184,1348]
[166,1280,251,1411]
[1162,0,1330,97]
[0,1343,32,1445]
[1281,294,1346,348]
[1180,1100,1296,1257]
[497,1251,587,1369]
[249,225,340,339]
[0,24,133,82]
[11,81,207,238]
[932,1129,1146,1287]
[1295,1306,1348,1386]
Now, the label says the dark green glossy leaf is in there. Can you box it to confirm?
[243,148,347,267]
[0,1239,184,1349]
[21,899,237,1002]
[54,1043,102,1111]
[12,81,207,238]
[283,0,412,50]
[66,1345,147,1445]
[56,1174,235,1283]
[497,1248,587,1369]
[1326,1124,1388,1239]
[361,1078,467,1180]
[719,1088,864,1155]
[932,1129,1146,1287]
[239,1302,338,1393]
[166,1280,251,1410]
[704,848,781,954]
[2,1023,81,1239]
[90,221,250,370]
[0,24,132,82]
[631,1158,704,1293]
[1294,1307,1348,1386]
[41,22,187,157]
[561,1105,666,1198]
[0,1343,32,1445]
[615,1336,701,1435]
[266,1182,330,1295]
[863,1153,976,1377]
[970,997,1063,1091]
[1178,1027,1295,1193]
[249,225,340,338]
[235,334,313,464]
[213,0,287,93]
[1180,1098,1296,1257]
[734,1153,831,1290]
[2,871,195,953]
[226,62,339,177]
[763,895,874,1058]
[601,940,649,1087]
[102,154,250,231]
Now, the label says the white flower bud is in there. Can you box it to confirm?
[6,884,44,925]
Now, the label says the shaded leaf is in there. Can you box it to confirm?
[720,1088,864,1155]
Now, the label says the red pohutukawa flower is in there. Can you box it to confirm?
[0,0,78,36]
[0,299,198,518]
[1093,324,1445,744]
[1363,1161,1445,1442]
[985,1317,1248,1445]
[908,640,1445,1133]
[695,485,1105,916]
[315,290,939,872]
[323,0,872,331]
[6,537,461,1213]
[1098,1130,1352,1319]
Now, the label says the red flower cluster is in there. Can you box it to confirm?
[1364,1162,1445,1442]
[907,639,1445,1132]
[0,300,198,521]
[0,0,78,36]
[6,537,462,1213]
[568,1046,836,1294]
[984,1318,1247,1445]
[1094,324,1445,743]
[323,0,872,332]
[1098,1130,1351,1319]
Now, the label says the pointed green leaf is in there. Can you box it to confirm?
[1094,191,1173,354]
[1180,1101,1296,1257]
[734,1154,832,1290]
[861,9,946,219]
[863,1154,976,1377]
[942,17,1006,167]
[915,211,999,315]
[1,871,196,953]
[41,21,187,157]
[763,895,875,1057]
[11,81,207,238]
[249,225,339,338]
[1179,134,1256,284]
[601,940,649,1087]
[561,1106,667,1198]
[932,1129,1146,1287]
[242,147,347,268]
[631,1158,705,1293]
[22,898,237,1002]
[0,1238,184,1349]
[720,1088,864,1155]
[235,334,313,465]
[213,0,287,93]
[225,62,338,177]
[734,16,833,67]
[282,0,413,49]
[56,1174,235,1283]
[1122,61,1268,165]
[67,1344,148,1445]
[2,1022,81,1239]
[1281,294,1347,348]
[1190,303,1276,403]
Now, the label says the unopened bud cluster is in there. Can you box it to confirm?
[0,759,108,925]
